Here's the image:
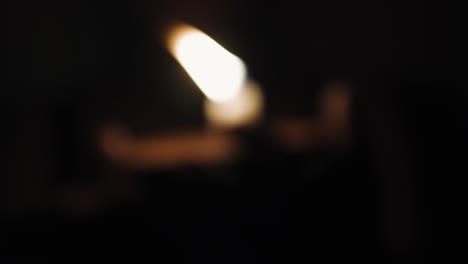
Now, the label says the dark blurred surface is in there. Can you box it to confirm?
[4,0,467,261]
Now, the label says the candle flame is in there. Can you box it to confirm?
[167,24,247,102]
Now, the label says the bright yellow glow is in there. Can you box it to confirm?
[204,81,263,128]
[167,24,246,102]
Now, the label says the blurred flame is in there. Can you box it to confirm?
[167,24,247,102]
[204,81,263,128]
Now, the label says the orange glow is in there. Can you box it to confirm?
[99,126,241,168]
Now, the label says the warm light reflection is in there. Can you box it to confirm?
[99,126,241,168]
[167,24,246,102]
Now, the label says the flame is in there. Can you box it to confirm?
[167,24,247,102]
[204,81,263,128]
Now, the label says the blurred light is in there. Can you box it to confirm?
[204,81,263,128]
[318,80,351,146]
[99,126,241,168]
[167,24,246,102]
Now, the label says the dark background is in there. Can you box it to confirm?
[4,0,467,261]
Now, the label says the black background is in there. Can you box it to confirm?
[4,0,467,261]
